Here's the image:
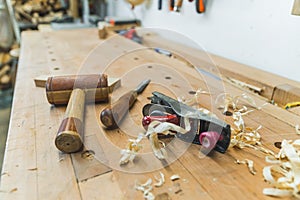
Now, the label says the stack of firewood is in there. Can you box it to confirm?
[0,49,18,90]
[13,0,70,26]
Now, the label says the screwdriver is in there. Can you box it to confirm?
[100,79,151,129]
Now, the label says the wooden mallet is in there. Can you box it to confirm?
[45,74,109,153]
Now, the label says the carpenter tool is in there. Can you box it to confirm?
[284,102,300,110]
[174,0,183,12]
[142,113,179,128]
[100,79,151,129]
[46,74,109,105]
[142,91,231,153]
[154,48,172,57]
[169,0,175,11]
[55,88,85,153]
[292,0,300,15]
[118,29,143,44]
[46,74,109,153]
[158,0,162,10]
[34,74,120,91]
[196,0,205,13]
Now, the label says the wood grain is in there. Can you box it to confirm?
[1,28,300,200]
[139,31,300,102]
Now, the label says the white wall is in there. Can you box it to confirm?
[108,0,300,82]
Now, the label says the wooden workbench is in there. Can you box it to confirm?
[1,28,300,199]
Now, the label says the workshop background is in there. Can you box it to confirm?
[0,0,300,199]
[108,0,300,82]
[0,0,299,183]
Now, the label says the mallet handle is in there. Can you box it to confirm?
[55,88,85,153]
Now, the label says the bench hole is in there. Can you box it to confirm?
[81,150,95,160]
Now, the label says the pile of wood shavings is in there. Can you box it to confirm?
[263,139,300,198]
[135,172,165,200]
[215,93,264,114]
[214,92,273,155]
[119,133,144,165]
[215,93,275,176]
[119,117,192,165]
[230,125,274,155]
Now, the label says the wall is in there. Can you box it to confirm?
[107,0,300,82]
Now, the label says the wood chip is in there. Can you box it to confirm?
[263,139,300,198]
[170,174,180,181]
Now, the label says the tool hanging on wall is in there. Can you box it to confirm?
[169,0,175,11]
[174,0,183,12]
[195,0,205,13]
[158,0,162,10]
[292,0,300,15]
[160,0,206,14]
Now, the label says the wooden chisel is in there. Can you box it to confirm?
[169,0,175,11]
[100,79,151,129]
[174,0,183,12]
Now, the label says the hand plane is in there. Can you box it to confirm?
[142,91,231,153]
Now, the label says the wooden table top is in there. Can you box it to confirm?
[1,28,299,200]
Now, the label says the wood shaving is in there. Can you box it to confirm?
[231,125,275,156]
[135,178,155,200]
[263,139,300,198]
[235,159,256,175]
[135,172,166,200]
[119,133,144,165]
[154,172,165,187]
[178,88,210,106]
[232,106,254,132]
[120,113,194,163]
[233,112,245,132]
[145,117,191,160]
[230,107,274,156]
[215,93,238,114]
[225,77,263,94]
[170,174,180,181]
[215,93,265,114]
[216,92,268,155]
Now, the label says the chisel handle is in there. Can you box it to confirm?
[174,0,183,12]
[158,0,162,10]
[100,91,138,129]
[55,89,85,153]
[196,0,205,13]
[169,0,175,11]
